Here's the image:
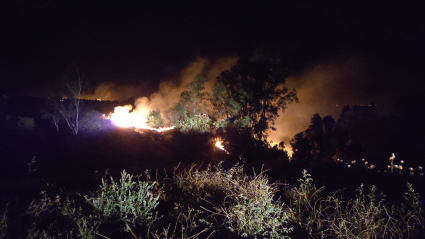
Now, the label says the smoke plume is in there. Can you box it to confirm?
[89,53,395,144]
[89,56,238,125]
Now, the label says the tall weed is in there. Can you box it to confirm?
[285,170,425,238]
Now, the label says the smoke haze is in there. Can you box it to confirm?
[88,54,402,143]
[88,56,238,125]
[269,56,393,145]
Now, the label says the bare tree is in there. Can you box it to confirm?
[40,105,61,132]
[55,69,83,135]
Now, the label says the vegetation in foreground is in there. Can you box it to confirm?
[0,162,423,239]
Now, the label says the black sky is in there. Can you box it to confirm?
[1,2,425,99]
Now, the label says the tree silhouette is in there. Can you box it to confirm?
[212,58,297,141]
[290,105,387,165]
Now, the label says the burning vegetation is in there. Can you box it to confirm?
[92,58,298,158]
[1,56,425,239]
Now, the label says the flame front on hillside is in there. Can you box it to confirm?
[104,104,175,132]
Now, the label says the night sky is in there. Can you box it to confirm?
[1,2,425,101]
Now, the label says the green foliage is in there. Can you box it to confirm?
[171,103,211,133]
[180,74,209,115]
[4,161,424,239]
[84,170,160,229]
[147,109,165,128]
[25,170,161,239]
[171,74,212,133]
[211,81,242,123]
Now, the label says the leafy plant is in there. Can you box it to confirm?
[147,110,165,128]
[171,74,212,133]
[84,170,160,234]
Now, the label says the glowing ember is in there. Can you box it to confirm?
[214,138,229,154]
[104,104,175,132]
[215,139,225,151]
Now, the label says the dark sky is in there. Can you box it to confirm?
[1,2,425,98]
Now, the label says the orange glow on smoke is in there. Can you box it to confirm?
[104,104,175,132]
[267,140,293,159]
[285,144,293,159]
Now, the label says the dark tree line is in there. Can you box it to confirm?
[289,103,423,168]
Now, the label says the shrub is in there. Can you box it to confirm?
[147,110,165,128]
[26,190,100,239]
[219,171,293,238]
[174,162,293,238]
[25,170,161,239]
[84,170,160,230]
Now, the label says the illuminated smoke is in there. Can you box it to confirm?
[269,56,390,146]
[92,54,390,150]
[100,56,238,128]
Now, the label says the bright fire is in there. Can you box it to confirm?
[215,139,225,151]
[214,138,229,154]
[267,140,293,159]
[104,104,175,132]
[285,145,293,159]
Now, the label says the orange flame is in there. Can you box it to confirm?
[104,104,175,132]
[285,145,293,159]
[267,140,293,159]
[214,138,229,154]
[215,139,225,151]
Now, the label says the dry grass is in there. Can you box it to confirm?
[174,162,293,238]
[284,170,425,238]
